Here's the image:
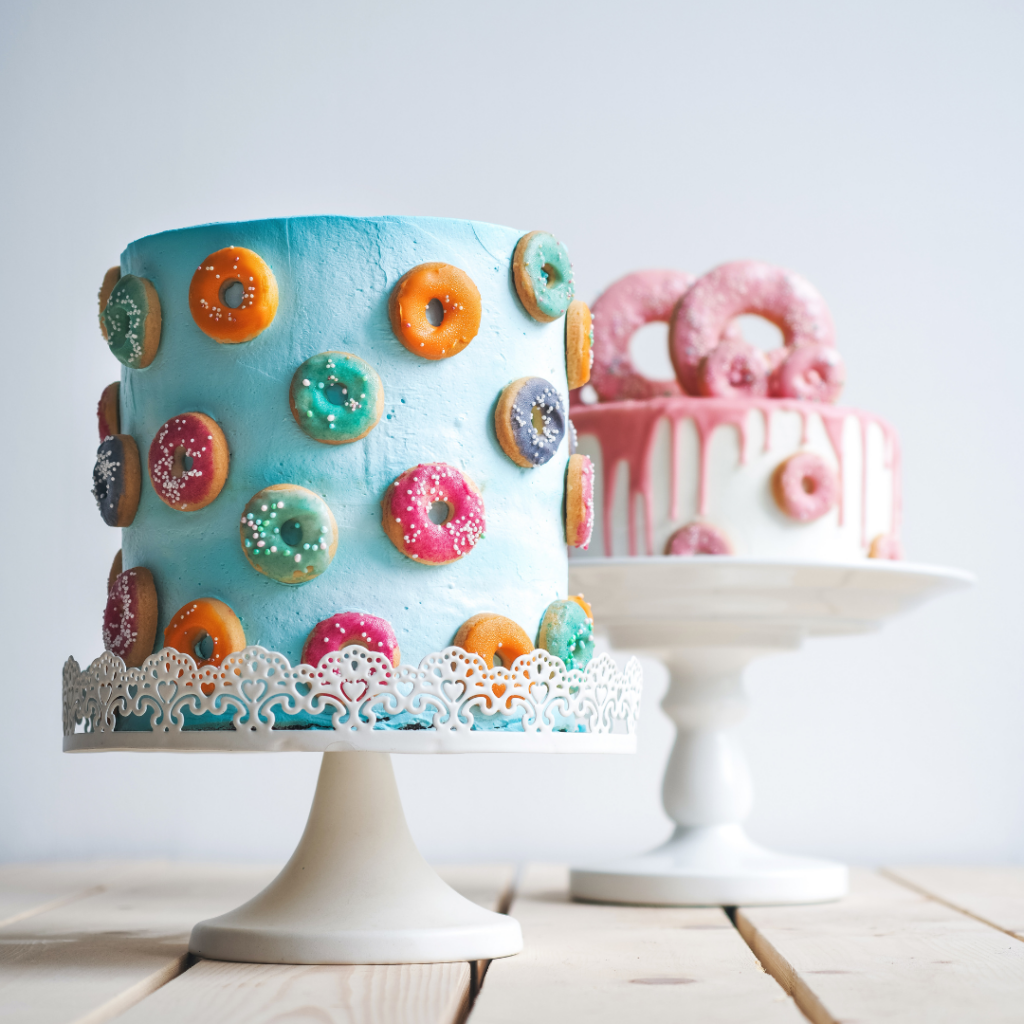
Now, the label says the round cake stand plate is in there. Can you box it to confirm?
[567,557,973,907]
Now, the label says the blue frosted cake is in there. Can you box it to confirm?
[92,216,601,733]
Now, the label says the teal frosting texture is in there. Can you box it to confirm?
[118,216,570,664]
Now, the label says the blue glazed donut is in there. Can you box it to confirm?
[537,597,594,671]
[289,351,385,445]
[512,231,575,322]
[92,434,142,527]
[494,377,566,468]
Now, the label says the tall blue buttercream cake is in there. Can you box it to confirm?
[93,216,596,678]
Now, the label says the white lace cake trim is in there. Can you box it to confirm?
[62,645,642,738]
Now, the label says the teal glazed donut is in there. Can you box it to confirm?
[289,351,385,445]
[101,275,162,368]
[240,484,338,585]
[513,231,575,322]
[537,598,594,671]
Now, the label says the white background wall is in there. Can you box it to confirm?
[1,0,1021,867]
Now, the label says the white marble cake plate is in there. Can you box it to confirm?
[62,644,642,963]
[567,557,973,907]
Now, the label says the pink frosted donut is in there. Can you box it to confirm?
[381,462,485,565]
[588,270,695,401]
[699,339,769,398]
[148,413,230,511]
[671,261,836,396]
[770,343,845,402]
[772,452,839,522]
[869,533,904,560]
[302,612,401,667]
[565,453,594,549]
[665,522,733,556]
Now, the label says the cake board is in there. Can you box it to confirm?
[566,557,972,907]
[63,644,642,963]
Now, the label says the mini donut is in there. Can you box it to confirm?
[189,246,279,344]
[568,417,578,456]
[290,351,384,445]
[699,339,769,398]
[388,262,481,360]
[665,522,733,556]
[565,453,594,549]
[108,549,123,591]
[671,261,836,396]
[453,613,533,668]
[537,598,595,672]
[770,343,846,402]
[512,231,575,322]
[97,381,120,440]
[302,612,401,667]
[164,597,246,668]
[565,300,594,390]
[772,452,839,523]
[495,377,566,468]
[92,434,141,527]
[381,462,485,566]
[101,275,162,368]
[241,484,338,585]
[98,266,121,337]
[148,413,230,512]
[869,533,904,560]
[102,567,158,669]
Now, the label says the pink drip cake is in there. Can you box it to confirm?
[568,262,902,563]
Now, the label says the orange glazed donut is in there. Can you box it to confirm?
[388,262,481,360]
[164,597,246,668]
[189,246,279,343]
[453,613,534,668]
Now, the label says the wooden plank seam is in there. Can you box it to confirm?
[0,885,106,930]
[879,868,1024,944]
[67,952,193,1024]
[461,865,521,1024]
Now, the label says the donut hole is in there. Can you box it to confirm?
[531,406,546,434]
[491,651,507,668]
[734,314,783,352]
[193,631,215,662]
[541,263,562,289]
[219,279,246,309]
[629,321,675,380]
[171,446,194,478]
[324,382,348,406]
[428,500,450,525]
[280,518,304,547]
[801,475,817,495]
[425,298,444,327]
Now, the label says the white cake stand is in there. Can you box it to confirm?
[63,644,642,963]
[566,558,972,906]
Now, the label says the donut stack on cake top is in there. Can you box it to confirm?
[91,216,600,689]
[569,262,902,562]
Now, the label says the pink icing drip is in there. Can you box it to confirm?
[575,397,902,557]
[860,416,869,546]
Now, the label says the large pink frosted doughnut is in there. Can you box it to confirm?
[588,270,695,401]
[770,343,845,402]
[699,339,769,398]
[772,452,839,522]
[302,612,400,666]
[670,261,836,396]
[381,462,485,565]
[665,522,733,556]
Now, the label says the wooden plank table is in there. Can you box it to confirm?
[1,863,1021,1022]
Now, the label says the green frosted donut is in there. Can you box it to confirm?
[289,351,384,445]
[240,484,338,585]
[101,275,162,368]
[513,231,575,322]
[537,598,594,671]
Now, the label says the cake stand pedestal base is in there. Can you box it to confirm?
[190,751,522,964]
[567,558,972,907]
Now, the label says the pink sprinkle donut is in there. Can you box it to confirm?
[665,522,733,556]
[772,452,839,523]
[770,343,845,402]
[102,566,158,669]
[148,413,230,511]
[699,339,769,398]
[302,612,401,667]
[565,453,594,549]
[381,462,485,565]
[869,533,904,560]
[670,261,836,397]
[589,270,695,401]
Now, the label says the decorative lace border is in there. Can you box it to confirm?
[63,645,642,739]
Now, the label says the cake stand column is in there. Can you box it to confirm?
[571,638,848,907]
[190,750,522,964]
